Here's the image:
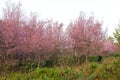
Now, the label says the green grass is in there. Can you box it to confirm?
[0,67,85,80]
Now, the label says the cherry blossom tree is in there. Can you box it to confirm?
[67,13,106,64]
[43,21,64,66]
[0,2,24,65]
[103,37,118,54]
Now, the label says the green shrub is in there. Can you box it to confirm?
[89,56,98,62]
[90,57,120,80]
[0,67,85,80]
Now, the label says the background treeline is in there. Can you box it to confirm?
[0,1,119,72]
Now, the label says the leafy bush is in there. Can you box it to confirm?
[89,57,120,80]
[89,56,98,62]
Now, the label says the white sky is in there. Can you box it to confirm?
[0,0,120,36]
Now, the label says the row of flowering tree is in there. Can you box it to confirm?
[0,2,118,68]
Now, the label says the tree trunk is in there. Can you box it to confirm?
[37,55,40,68]
[60,54,63,67]
[53,53,57,68]
[78,57,80,65]
[85,53,88,64]
[85,50,89,80]
[37,52,41,68]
